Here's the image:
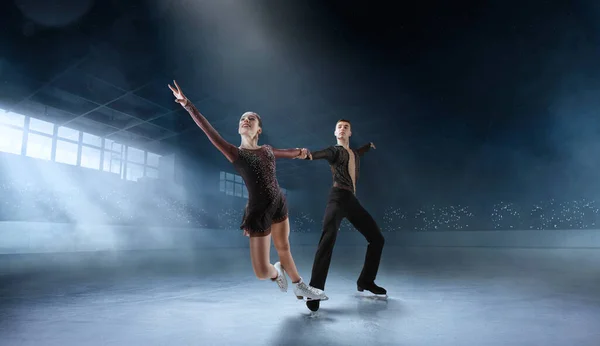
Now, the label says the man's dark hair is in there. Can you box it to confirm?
[336,119,351,127]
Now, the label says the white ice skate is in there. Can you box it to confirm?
[293,279,329,301]
[271,262,288,292]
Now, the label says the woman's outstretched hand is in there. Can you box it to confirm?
[168,80,188,107]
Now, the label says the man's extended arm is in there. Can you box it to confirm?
[356,142,375,157]
[306,146,337,164]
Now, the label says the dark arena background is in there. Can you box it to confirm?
[1,1,600,345]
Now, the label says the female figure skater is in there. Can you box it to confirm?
[168,81,328,301]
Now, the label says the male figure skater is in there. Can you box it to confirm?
[304,119,386,311]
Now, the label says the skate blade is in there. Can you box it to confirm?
[310,296,329,301]
[296,296,329,301]
[357,292,388,300]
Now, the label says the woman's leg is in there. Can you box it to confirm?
[248,233,278,280]
[270,218,302,283]
[271,218,329,300]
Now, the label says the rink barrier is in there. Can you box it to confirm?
[1,221,600,254]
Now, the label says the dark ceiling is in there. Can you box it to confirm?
[0,0,408,189]
[4,0,599,198]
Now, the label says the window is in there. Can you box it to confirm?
[104,139,122,153]
[29,117,54,134]
[81,146,101,170]
[147,152,160,167]
[126,162,144,181]
[103,139,123,174]
[219,172,226,192]
[103,152,122,174]
[220,171,248,198]
[127,146,145,164]
[234,183,243,197]
[0,111,25,127]
[146,167,159,179]
[226,180,234,196]
[26,133,53,160]
[55,140,78,165]
[58,126,80,141]
[0,111,162,183]
[82,132,101,147]
[0,126,23,154]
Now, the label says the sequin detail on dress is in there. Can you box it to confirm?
[233,145,288,235]
[181,101,302,235]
